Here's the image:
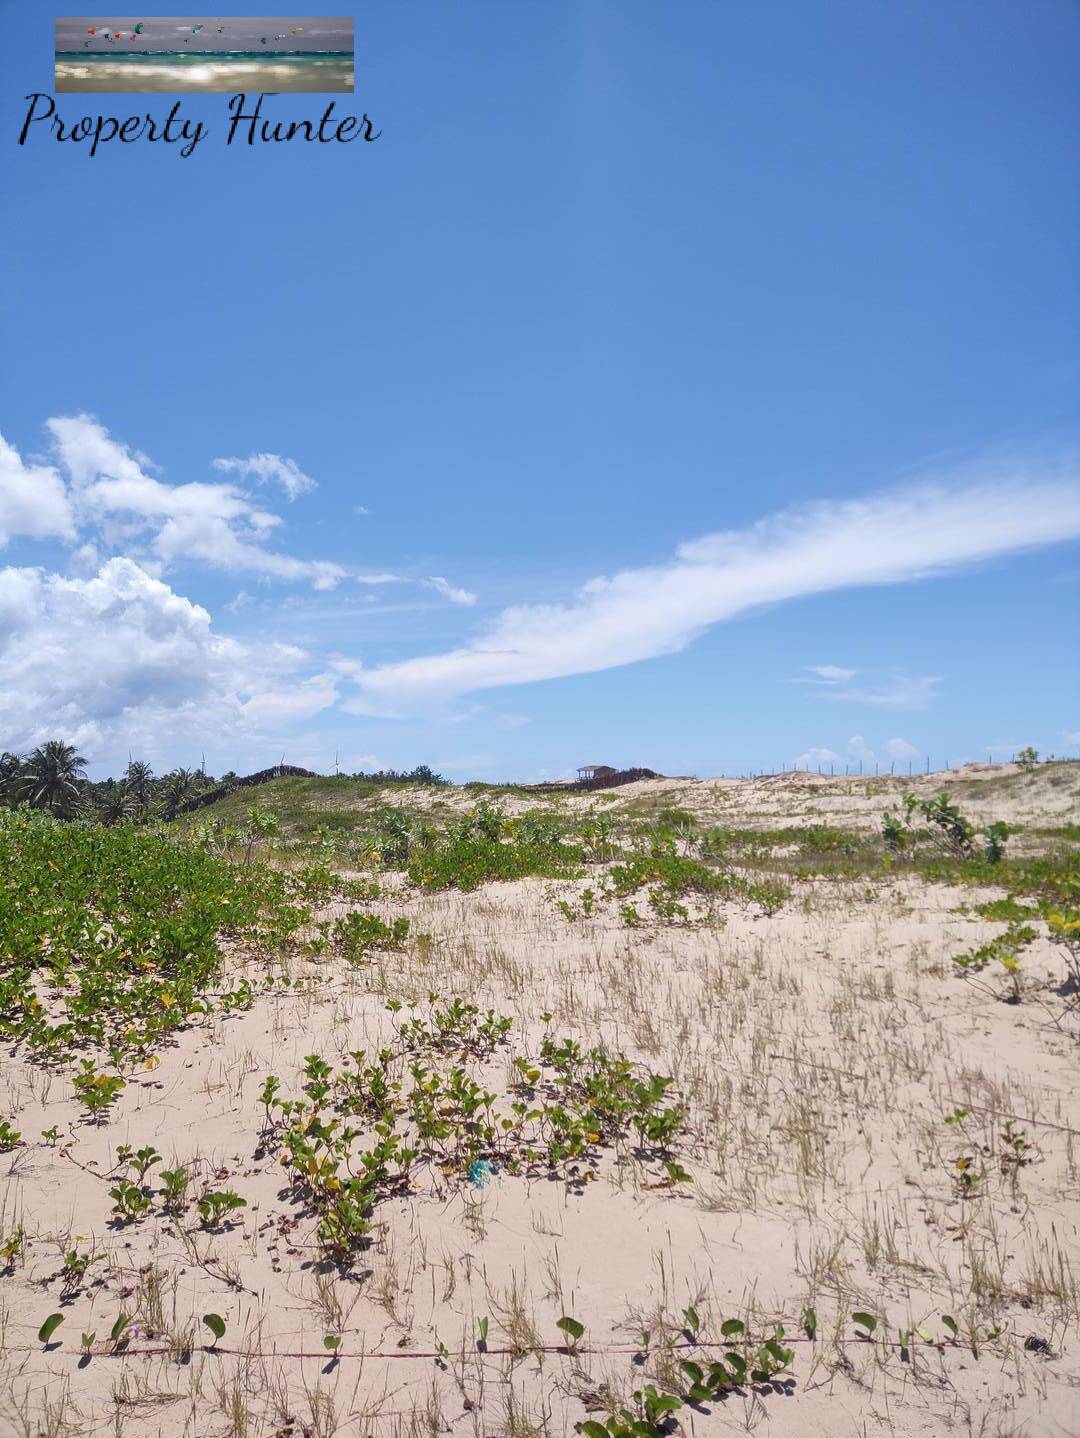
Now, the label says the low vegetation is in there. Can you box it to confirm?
[0,753,1078,1435]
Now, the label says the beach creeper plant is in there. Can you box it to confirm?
[0,809,307,1083]
[256,1004,689,1261]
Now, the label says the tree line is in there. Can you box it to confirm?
[0,741,449,824]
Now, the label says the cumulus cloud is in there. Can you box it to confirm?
[425,576,477,606]
[0,558,240,753]
[792,746,842,768]
[346,476,1080,711]
[845,735,875,764]
[0,433,75,547]
[212,453,316,501]
[887,737,920,759]
[0,556,318,757]
[46,415,345,588]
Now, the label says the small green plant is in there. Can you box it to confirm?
[158,1166,190,1214]
[0,1119,22,1150]
[71,1061,125,1119]
[952,923,1035,1000]
[60,1245,103,1294]
[108,1177,151,1222]
[578,1385,683,1438]
[951,1153,985,1198]
[882,793,1009,864]
[196,1189,247,1229]
[37,1313,64,1346]
[475,1315,489,1351]
[0,1228,26,1272]
[556,1314,585,1353]
[1017,746,1039,772]
[202,1312,226,1345]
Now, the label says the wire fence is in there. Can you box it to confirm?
[731,756,1077,780]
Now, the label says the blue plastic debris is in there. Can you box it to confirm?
[467,1158,495,1189]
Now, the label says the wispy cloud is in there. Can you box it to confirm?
[803,664,857,682]
[212,452,316,501]
[788,665,938,707]
[345,474,1080,710]
[425,575,477,607]
[45,415,345,589]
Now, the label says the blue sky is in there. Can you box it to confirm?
[1,0,1077,780]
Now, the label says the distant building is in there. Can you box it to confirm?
[576,764,618,781]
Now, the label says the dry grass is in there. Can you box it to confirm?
[2,768,1079,1435]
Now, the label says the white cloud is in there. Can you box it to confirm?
[806,665,856,682]
[845,735,876,764]
[887,737,920,759]
[792,746,842,769]
[46,415,345,589]
[0,433,75,547]
[789,665,938,708]
[347,475,1080,711]
[0,558,242,754]
[241,673,339,726]
[816,674,940,709]
[426,576,477,606]
[0,557,321,759]
[212,452,316,501]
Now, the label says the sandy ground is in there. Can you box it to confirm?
[1,771,1078,1438]
[364,762,1080,836]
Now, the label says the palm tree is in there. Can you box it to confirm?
[0,751,22,808]
[124,759,155,812]
[99,785,137,826]
[19,740,87,818]
[160,767,196,818]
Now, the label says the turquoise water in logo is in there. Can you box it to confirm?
[55,51,354,93]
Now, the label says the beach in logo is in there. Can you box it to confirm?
[55,16,354,92]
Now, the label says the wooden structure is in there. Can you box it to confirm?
[576,764,617,782]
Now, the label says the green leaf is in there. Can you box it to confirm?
[109,1313,130,1344]
[720,1318,745,1338]
[802,1306,817,1339]
[323,1334,341,1351]
[852,1311,877,1334]
[557,1314,585,1343]
[942,1314,959,1337]
[679,1360,703,1383]
[683,1305,700,1334]
[37,1313,64,1344]
[579,1424,610,1438]
[202,1313,226,1342]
